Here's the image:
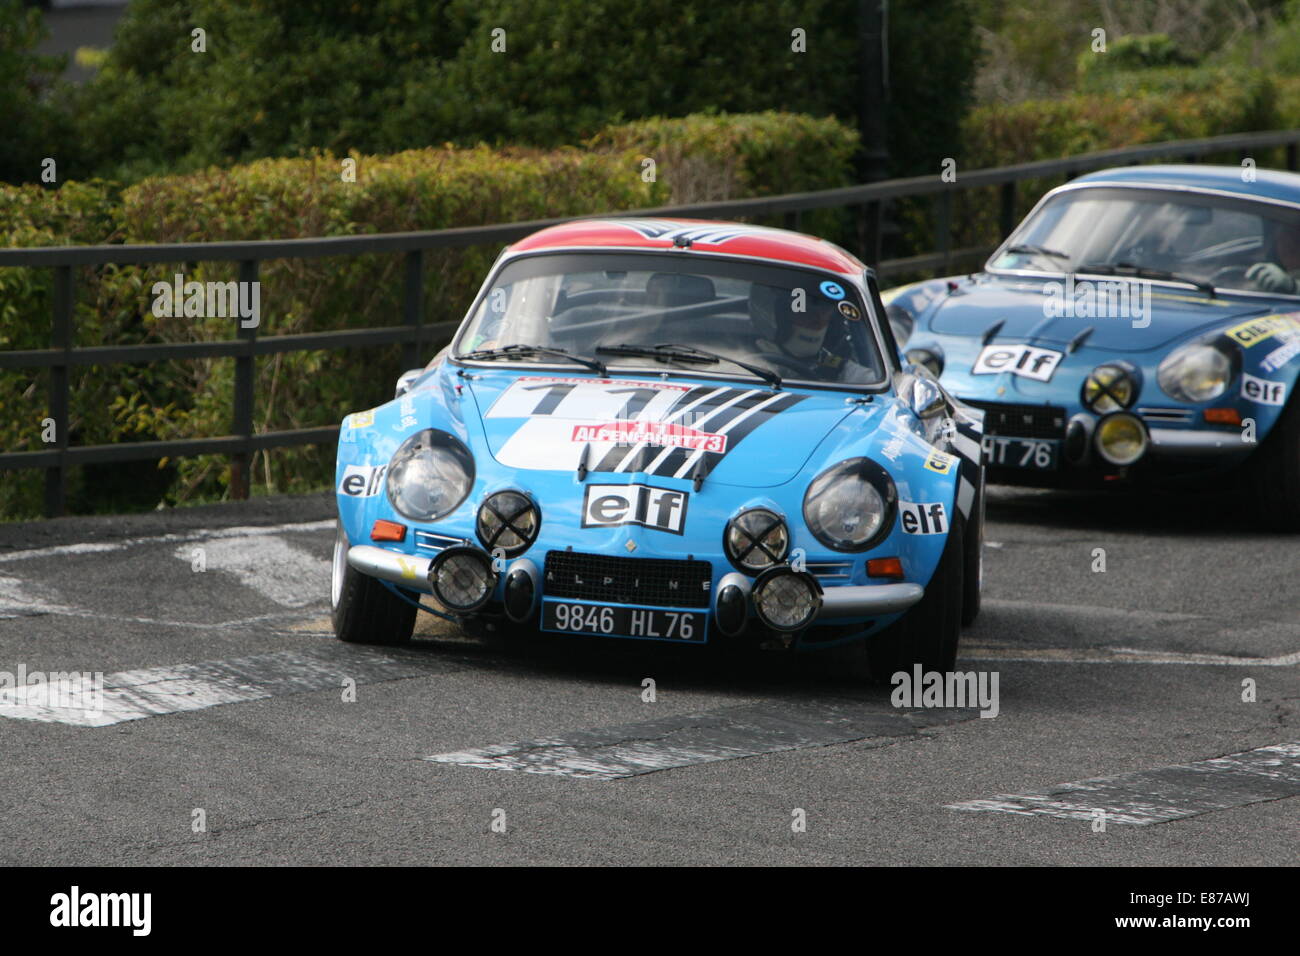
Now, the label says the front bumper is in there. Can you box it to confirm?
[348,545,434,592]
[348,544,924,623]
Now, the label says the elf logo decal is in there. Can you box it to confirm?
[900,501,948,535]
[347,410,375,428]
[1242,372,1287,406]
[582,483,688,534]
[971,344,1064,382]
[924,450,957,474]
[338,464,386,497]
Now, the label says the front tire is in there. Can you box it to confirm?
[868,515,964,679]
[1248,397,1300,530]
[331,520,417,645]
[961,470,984,627]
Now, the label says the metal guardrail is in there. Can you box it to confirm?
[4,128,1299,516]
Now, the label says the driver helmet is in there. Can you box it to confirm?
[749,284,836,358]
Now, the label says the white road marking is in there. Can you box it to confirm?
[0,572,72,618]
[426,701,971,780]
[0,519,334,565]
[982,598,1202,624]
[963,642,1300,666]
[172,535,329,608]
[0,645,440,727]
[946,742,1300,825]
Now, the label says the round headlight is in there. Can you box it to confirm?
[752,568,823,632]
[429,546,497,612]
[1082,362,1139,413]
[803,458,897,552]
[477,491,540,557]
[1095,412,1148,466]
[386,429,474,521]
[724,508,789,573]
[1157,343,1232,403]
[905,347,944,378]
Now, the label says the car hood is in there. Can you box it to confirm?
[926,275,1276,352]
[463,367,857,488]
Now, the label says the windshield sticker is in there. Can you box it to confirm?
[838,301,861,320]
[820,280,846,300]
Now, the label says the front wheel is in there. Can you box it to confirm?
[331,520,417,645]
[868,515,964,679]
[961,470,984,627]
[1247,396,1300,531]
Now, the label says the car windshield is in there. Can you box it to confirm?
[989,185,1300,296]
[454,251,887,387]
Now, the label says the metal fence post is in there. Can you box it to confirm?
[43,265,73,518]
[230,259,258,500]
[402,249,424,371]
[937,190,953,274]
[1288,142,1298,172]
[999,181,1016,239]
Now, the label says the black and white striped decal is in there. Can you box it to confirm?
[949,403,985,519]
[591,387,804,479]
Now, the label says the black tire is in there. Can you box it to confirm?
[868,515,964,680]
[331,520,417,645]
[961,469,984,627]
[1248,396,1300,531]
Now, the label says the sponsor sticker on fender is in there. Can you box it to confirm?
[1225,313,1300,348]
[571,420,727,452]
[924,449,957,474]
[900,501,948,534]
[1242,372,1287,406]
[338,464,386,497]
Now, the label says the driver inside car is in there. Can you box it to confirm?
[749,284,875,383]
[1246,221,1300,294]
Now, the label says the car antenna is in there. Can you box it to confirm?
[576,443,590,482]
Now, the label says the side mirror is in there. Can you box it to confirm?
[394,368,423,398]
[909,375,947,420]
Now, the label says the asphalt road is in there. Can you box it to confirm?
[0,485,1296,865]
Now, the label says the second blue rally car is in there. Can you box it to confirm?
[887,165,1300,528]
[331,218,985,674]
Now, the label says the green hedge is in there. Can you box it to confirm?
[0,111,858,518]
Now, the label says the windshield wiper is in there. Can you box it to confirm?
[460,343,606,376]
[596,342,782,389]
[1075,262,1214,296]
[1005,243,1071,261]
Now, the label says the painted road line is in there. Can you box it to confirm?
[0,519,334,565]
[946,742,1300,825]
[426,701,974,780]
[171,535,330,608]
[0,644,443,727]
[962,642,1300,667]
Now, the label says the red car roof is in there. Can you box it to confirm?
[510,218,866,276]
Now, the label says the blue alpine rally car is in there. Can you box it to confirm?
[331,218,986,675]
[887,165,1300,529]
